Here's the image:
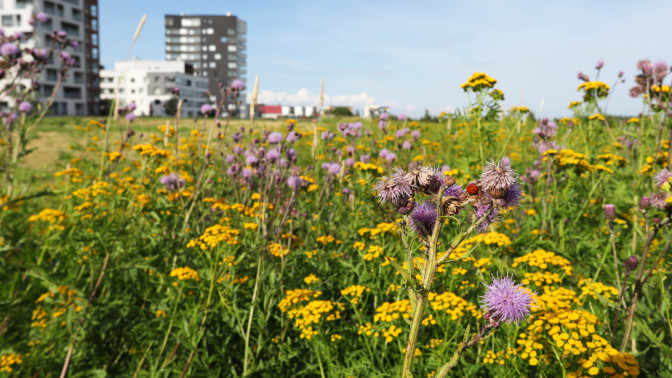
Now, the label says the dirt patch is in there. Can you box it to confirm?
[20,131,86,170]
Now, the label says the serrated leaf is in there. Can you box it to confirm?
[387,257,412,284]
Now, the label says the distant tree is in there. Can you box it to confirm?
[164,98,178,116]
[326,107,354,117]
[420,109,438,122]
[355,109,361,117]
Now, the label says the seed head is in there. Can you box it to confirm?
[480,159,518,194]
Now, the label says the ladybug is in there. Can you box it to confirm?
[466,183,479,195]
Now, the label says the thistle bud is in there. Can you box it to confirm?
[625,256,639,271]
[639,196,651,210]
[604,204,616,220]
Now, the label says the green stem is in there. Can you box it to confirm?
[243,253,265,376]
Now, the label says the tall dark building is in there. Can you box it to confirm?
[164,13,247,99]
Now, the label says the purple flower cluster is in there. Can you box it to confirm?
[160,173,185,191]
[409,201,437,236]
[481,274,535,325]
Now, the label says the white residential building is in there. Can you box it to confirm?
[0,0,101,115]
[100,60,209,118]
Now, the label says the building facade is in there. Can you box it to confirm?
[100,60,209,118]
[164,13,246,99]
[0,0,100,115]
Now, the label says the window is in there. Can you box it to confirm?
[214,53,221,60]
[139,88,144,94]
[209,62,216,68]
[227,29,235,35]
[90,4,97,17]
[91,47,98,59]
[227,45,237,52]
[46,69,58,81]
[91,19,97,31]
[208,45,215,51]
[74,72,84,84]
[91,33,98,45]
[153,88,162,95]
[61,21,79,37]
[202,54,207,59]
[228,62,237,69]
[201,45,207,51]
[64,86,82,99]
[2,15,13,26]
[206,28,214,34]
[72,8,82,21]
[17,0,31,9]
[181,18,200,27]
[220,37,227,43]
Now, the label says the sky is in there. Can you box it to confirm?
[100,0,672,118]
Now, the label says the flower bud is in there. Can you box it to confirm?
[604,204,616,220]
[639,196,651,210]
[625,256,639,271]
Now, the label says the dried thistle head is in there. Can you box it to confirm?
[480,159,518,196]
[404,166,434,188]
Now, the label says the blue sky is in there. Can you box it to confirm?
[101,0,672,118]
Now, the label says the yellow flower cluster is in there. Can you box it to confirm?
[54,167,83,178]
[651,84,671,93]
[379,325,403,343]
[353,241,366,250]
[512,249,573,275]
[426,339,443,349]
[483,347,521,365]
[304,274,320,284]
[341,285,371,305]
[522,271,563,288]
[330,334,342,342]
[157,124,175,137]
[364,245,383,261]
[577,279,619,302]
[428,291,481,320]
[568,101,582,108]
[597,153,626,167]
[354,161,384,174]
[640,151,668,173]
[132,143,171,158]
[359,222,399,238]
[0,353,23,373]
[186,224,240,250]
[577,81,610,99]
[170,267,200,281]
[461,72,497,91]
[28,208,66,224]
[278,289,322,313]
[268,243,289,257]
[510,106,530,113]
[316,235,342,244]
[288,300,343,340]
[72,181,111,199]
[543,149,591,174]
[358,322,375,336]
[589,114,606,122]
[32,285,83,329]
[374,300,412,322]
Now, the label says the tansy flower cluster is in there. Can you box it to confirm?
[461,72,498,91]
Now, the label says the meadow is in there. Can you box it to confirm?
[1,67,672,378]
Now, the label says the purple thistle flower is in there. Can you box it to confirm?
[409,201,437,236]
[654,168,672,188]
[321,131,334,140]
[232,132,243,143]
[160,173,185,191]
[502,183,522,209]
[481,273,535,325]
[1,43,19,57]
[127,102,137,111]
[395,130,405,139]
[36,12,49,22]
[378,120,387,130]
[412,130,420,141]
[227,164,239,176]
[480,158,518,194]
[286,148,296,161]
[231,79,245,90]
[324,162,340,175]
[379,112,389,120]
[277,158,289,168]
[650,192,669,209]
[399,113,407,121]
[374,171,414,205]
[361,155,370,163]
[595,60,604,70]
[286,131,300,143]
[402,140,412,150]
[18,101,32,113]
[225,154,235,163]
[266,149,280,162]
[125,113,136,123]
[245,155,259,166]
[474,204,500,233]
[14,31,24,40]
[379,149,390,159]
[444,184,464,198]
[200,104,214,114]
[385,152,397,162]
[346,158,355,167]
[267,132,283,144]
[604,204,616,220]
[287,176,302,191]
[241,168,252,179]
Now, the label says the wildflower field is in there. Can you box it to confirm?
[2,65,672,377]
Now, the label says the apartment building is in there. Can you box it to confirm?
[164,13,247,99]
[0,0,101,115]
[99,60,209,118]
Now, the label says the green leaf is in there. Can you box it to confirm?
[387,257,412,284]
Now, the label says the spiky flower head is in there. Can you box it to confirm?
[655,168,672,188]
[480,159,518,197]
[444,184,464,198]
[650,192,670,209]
[374,168,414,205]
[501,183,522,209]
[474,204,500,233]
[481,273,535,325]
[409,201,437,237]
